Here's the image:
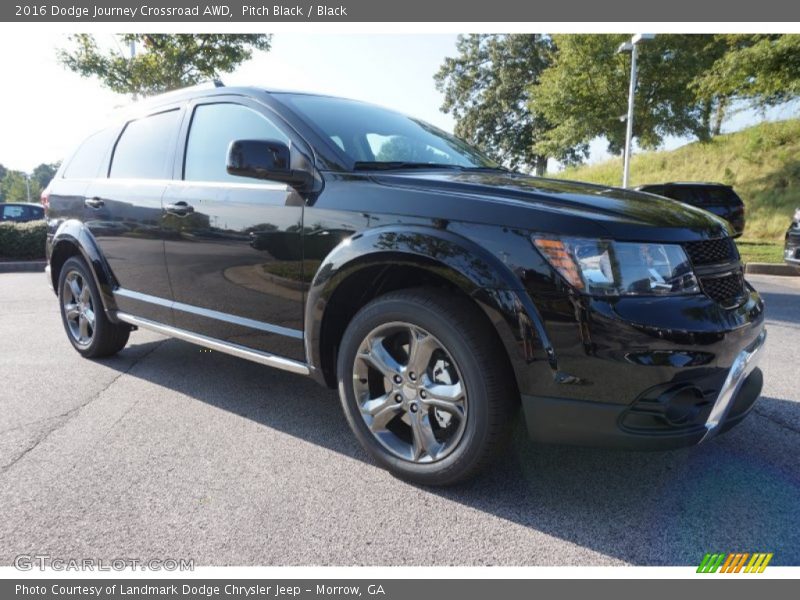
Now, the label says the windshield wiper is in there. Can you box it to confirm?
[459,166,511,173]
[352,161,467,171]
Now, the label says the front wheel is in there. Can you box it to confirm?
[337,288,517,485]
[57,256,130,358]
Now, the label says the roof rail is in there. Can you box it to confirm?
[135,79,226,102]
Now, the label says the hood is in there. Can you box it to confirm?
[371,170,732,242]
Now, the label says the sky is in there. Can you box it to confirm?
[0,33,796,175]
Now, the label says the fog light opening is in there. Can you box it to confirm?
[662,386,707,426]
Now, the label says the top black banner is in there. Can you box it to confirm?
[3,0,800,22]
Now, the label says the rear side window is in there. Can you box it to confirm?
[110,110,181,179]
[1,205,25,221]
[184,103,289,183]
[62,128,117,179]
[640,185,665,196]
[28,205,44,219]
[699,186,740,204]
[665,187,698,203]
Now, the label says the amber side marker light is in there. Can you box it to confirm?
[532,238,584,290]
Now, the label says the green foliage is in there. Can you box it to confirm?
[736,240,784,264]
[57,34,272,97]
[556,119,800,240]
[31,162,59,191]
[693,35,800,107]
[530,34,730,164]
[0,171,41,203]
[435,35,555,174]
[0,164,6,181]
[0,221,47,259]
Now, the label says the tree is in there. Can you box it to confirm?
[57,34,272,97]
[435,35,557,175]
[693,35,800,108]
[530,34,731,165]
[0,163,7,183]
[31,162,60,191]
[1,171,41,203]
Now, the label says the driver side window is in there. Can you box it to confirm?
[184,103,289,183]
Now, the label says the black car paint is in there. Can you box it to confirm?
[636,183,746,236]
[45,86,766,450]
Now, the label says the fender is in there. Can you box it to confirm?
[304,224,559,393]
[49,219,120,315]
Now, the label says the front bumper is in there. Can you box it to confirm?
[521,329,765,450]
[516,279,766,450]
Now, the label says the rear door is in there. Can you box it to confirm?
[161,97,305,361]
[86,107,183,323]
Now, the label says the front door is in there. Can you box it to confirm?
[162,99,305,361]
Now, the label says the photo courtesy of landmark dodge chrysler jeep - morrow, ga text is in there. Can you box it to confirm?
[43,84,766,485]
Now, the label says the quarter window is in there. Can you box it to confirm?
[184,103,289,183]
[63,127,118,180]
[110,110,181,180]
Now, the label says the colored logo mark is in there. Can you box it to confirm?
[697,552,773,573]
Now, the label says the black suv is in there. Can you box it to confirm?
[635,183,746,236]
[45,86,766,485]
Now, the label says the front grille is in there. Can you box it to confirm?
[699,271,747,308]
[684,237,738,266]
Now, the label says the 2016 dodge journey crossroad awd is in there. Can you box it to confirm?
[44,84,766,485]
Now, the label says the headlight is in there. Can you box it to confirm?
[532,236,700,296]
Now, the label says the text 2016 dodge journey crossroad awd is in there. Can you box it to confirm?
[44,85,766,485]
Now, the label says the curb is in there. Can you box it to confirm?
[0,260,46,274]
[745,262,799,276]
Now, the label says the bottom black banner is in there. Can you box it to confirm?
[2,579,793,600]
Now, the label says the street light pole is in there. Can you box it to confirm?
[621,43,638,189]
[129,38,138,102]
[617,34,655,188]
[25,174,31,203]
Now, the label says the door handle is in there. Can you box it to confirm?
[84,197,104,209]
[164,201,194,216]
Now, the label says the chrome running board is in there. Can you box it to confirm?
[701,328,767,442]
[115,312,310,376]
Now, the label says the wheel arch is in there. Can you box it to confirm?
[305,225,554,392]
[49,220,119,314]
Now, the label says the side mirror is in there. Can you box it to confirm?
[226,139,312,189]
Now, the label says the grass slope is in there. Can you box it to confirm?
[556,119,800,242]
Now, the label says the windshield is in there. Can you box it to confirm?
[276,93,499,170]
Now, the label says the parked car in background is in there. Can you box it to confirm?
[1,202,45,223]
[785,207,800,267]
[635,183,746,237]
[44,85,766,485]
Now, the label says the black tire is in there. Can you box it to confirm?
[337,288,517,485]
[57,256,130,358]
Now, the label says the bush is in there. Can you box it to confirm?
[0,220,47,259]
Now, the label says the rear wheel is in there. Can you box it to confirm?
[337,288,516,485]
[58,256,130,358]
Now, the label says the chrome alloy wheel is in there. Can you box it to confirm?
[352,322,468,463]
[62,270,96,347]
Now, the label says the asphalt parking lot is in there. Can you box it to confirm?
[0,272,798,566]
